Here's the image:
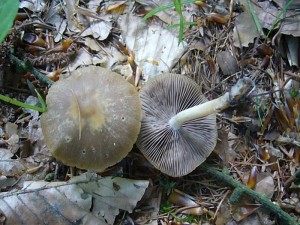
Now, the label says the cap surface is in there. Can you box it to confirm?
[137,73,217,177]
[41,66,141,171]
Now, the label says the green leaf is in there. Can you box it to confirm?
[0,0,19,44]
[174,0,184,45]
[266,0,294,40]
[35,89,47,112]
[0,94,46,113]
[246,0,265,37]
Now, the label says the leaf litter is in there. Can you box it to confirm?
[0,0,300,224]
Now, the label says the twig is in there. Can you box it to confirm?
[200,163,298,225]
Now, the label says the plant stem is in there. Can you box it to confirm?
[200,164,298,225]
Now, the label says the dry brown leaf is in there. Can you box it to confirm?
[234,0,300,47]
[247,166,258,189]
[168,189,207,216]
[216,51,240,75]
[214,129,236,163]
[231,204,259,222]
[215,202,232,225]
[0,172,149,225]
[0,159,27,176]
[168,189,198,207]
[0,176,17,191]
[63,0,81,32]
[233,7,259,47]
[255,175,274,198]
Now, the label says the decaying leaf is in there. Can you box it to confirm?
[63,0,81,32]
[247,166,258,189]
[0,175,17,191]
[19,0,46,12]
[81,21,112,41]
[0,172,149,225]
[255,175,274,198]
[214,129,235,163]
[216,51,240,75]
[233,0,300,47]
[233,5,259,47]
[168,189,207,216]
[0,159,27,176]
[67,48,105,72]
[0,148,13,160]
[118,14,187,81]
[231,204,259,222]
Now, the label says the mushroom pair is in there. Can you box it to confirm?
[42,66,253,176]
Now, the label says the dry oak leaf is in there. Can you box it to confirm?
[0,172,149,225]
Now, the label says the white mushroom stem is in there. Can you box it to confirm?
[169,93,229,130]
[169,77,254,130]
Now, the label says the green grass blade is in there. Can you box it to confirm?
[0,94,45,113]
[142,0,202,44]
[174,0,184,44]
[35,89,47,112]
[247,0,265,37]
[143,0,198,20]
[143,2,174,20]
[266,0,294,39]
[0,0,19,44]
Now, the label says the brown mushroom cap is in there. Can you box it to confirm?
[41,66,141,171]
[137,73,217,177]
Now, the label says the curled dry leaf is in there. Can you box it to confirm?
[0,173,149,225]
[247,166,258,189]
[168,189,207,216]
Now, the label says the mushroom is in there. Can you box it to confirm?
[41,66,141,171]
[137,73,254,177]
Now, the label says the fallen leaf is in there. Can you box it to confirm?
[0,172,149,225]
[231,204,259,222]
[216,51,240,75]
[81,21,112,41]
[232,5,259,47]
[0,148,13,160]
[19,0,46,12]
[0,159,27,176]
[255,175,274,198]
[118,13,187,81]
[0,176,17,191]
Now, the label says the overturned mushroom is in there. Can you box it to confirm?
[41,66,141,171]
[138,73,254,177]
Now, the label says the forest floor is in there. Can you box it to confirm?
[0,0,300,225]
